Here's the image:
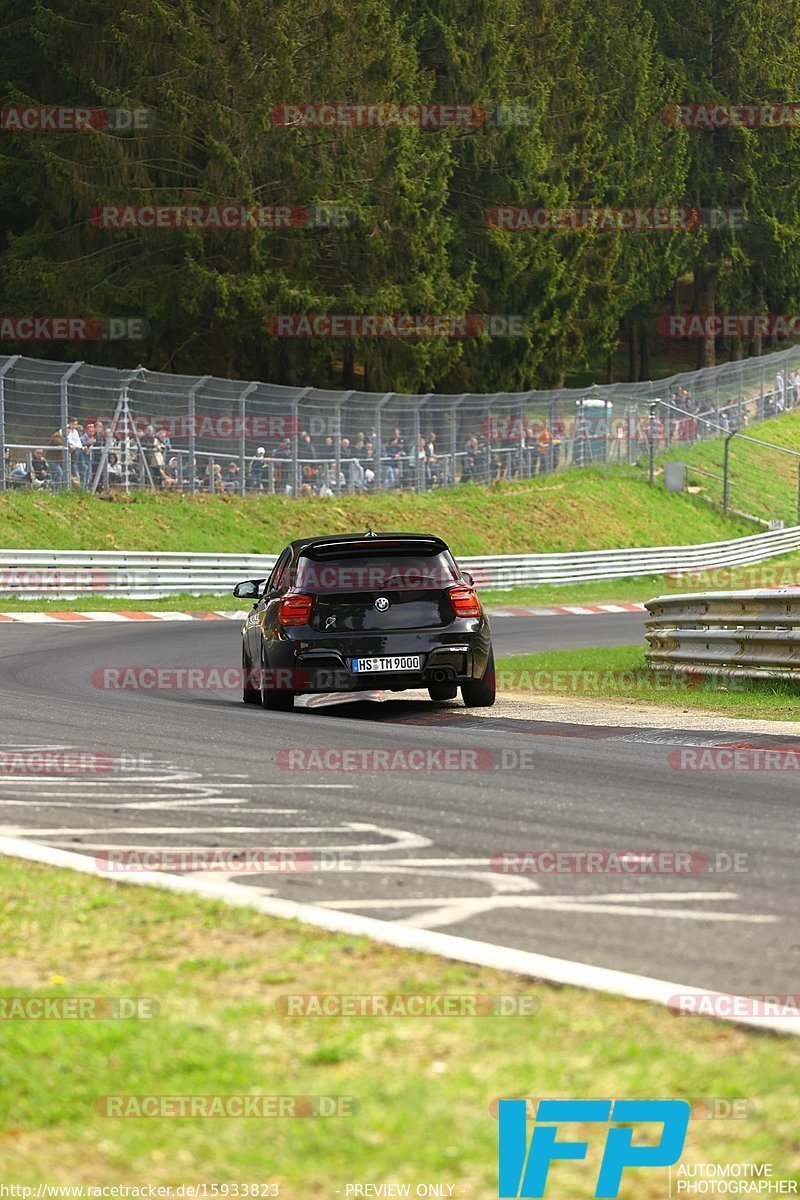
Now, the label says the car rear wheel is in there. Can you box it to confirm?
[428,682,458,701]
[461,648,496,708]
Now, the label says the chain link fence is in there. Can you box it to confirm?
[1,348,798,497]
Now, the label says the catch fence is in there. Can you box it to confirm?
[1,347,798,496]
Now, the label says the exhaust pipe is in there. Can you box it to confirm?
[431,669,448,683]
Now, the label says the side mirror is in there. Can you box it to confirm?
[233,578,265,599]
[462,571,474,587]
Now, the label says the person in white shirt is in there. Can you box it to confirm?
[66,418,83,485]
[775,372,785,412]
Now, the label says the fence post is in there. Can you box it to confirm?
[648,401,657,485]
[239,382,257,496]
[723,430,735,511]
[187,375,210,495]
[0,356,21,493]
[59,360,84,489]
[375,392,393,490]
[414,398,429,491]
[451,395,465,484]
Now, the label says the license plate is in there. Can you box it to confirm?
[352,655,421,673]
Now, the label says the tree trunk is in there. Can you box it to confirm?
[694,264,716,368]
[639,322,650,380]
[627,318,639,381]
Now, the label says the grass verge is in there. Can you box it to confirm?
[496,645,800,720]
[0,858,798,1194]
[661,407,800,526]
[0,466,755,555]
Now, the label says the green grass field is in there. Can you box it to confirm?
[1,858,797,1195]
[497,646,800,720]
[0,466,756,556]
[661,408,800,526]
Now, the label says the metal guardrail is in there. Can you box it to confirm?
[645,589,800,679]
[4,524,800,597]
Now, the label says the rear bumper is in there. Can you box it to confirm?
[267,620,491,693]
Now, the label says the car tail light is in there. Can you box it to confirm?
[278,592,313,626]
[448,586,481,618]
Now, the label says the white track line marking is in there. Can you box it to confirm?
[0,835,792,1036]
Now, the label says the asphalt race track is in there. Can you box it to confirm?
[0,609,796,1001]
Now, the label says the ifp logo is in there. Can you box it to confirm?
[498,1098,690,1197]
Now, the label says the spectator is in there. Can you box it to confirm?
[107,452,122,486]
[80,421,98,486]
[203,462,224,493]
[31,450,50,488]
[775,371,785,413]
[250,446,267,491]
[157,428,172,457]
[273,438,291,489]
[363,440,376,489]
[66,418,83,485]
[46,433,64,487]
[461,435,478,483]
[223,461,240,492]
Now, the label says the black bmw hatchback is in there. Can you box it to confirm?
[233,531,495,710]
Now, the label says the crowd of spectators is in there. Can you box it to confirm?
[3,420,562,494]
[4,376,797,493]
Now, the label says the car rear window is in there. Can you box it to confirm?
[295,549,459,592]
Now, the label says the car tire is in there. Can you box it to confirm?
[461,648,496,708]
[263,687,295,711]
[242,653,261,705]
[428,682,458,701]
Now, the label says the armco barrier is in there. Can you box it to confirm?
[645,588,800,679]
[3,523,800,597]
